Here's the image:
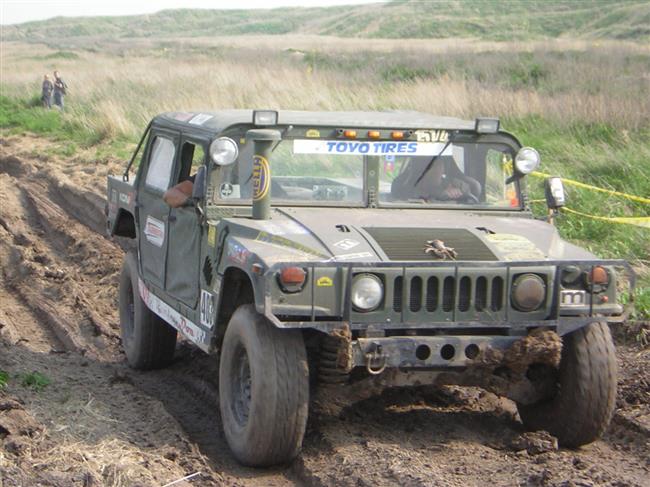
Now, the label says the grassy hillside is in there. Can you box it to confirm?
[1,35,649,314]
[3,0,650,42]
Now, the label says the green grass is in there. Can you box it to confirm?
[0,370,9,390]
[21,371,51,391]
[4,1,649,42]
[0,95,104,146]
[509,116,650,270]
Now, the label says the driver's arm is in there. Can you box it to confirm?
[163,180,193,208]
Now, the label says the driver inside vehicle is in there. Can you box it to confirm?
[390,155,481,202]
[163,175,194,208]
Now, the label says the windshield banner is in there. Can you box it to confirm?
[293,139,452,156]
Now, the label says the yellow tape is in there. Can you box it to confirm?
[531,171,650,205]
[561,207,650,229]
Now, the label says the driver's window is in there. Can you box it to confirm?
[176,141,206,184]
[145,136,176,192]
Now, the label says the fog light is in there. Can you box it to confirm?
[511,273,546,312]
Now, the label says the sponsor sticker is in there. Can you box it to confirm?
[414,130,449,142]
[305,129,321,138]
[485,234,546,260]
[138,279,206,346]
[333,238,360,251]
[119,192,131,205]
[219,183,234,198]
[174,112,194,122]
[258,220,309,236]
[252,155,270,201]
[144,216,165,248]
[200,290,215,328]
[188,113,213,125]
[207,225,217,247]
[316,276,333,287]
[560,290,586,307]
[328,251,374,261]
[256,231,326,257]
[227,241,250,265]
[293,139,451,156]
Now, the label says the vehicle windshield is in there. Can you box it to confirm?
[210,135,521,209]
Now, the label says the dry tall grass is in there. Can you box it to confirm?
[2,37,649,139]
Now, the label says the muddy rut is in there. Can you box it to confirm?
[0,134,648,486]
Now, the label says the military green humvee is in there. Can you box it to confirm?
[106,110,634,467]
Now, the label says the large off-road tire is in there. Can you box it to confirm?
[219,304,309,467]
[517,321,617,447]
[118,251,177,369]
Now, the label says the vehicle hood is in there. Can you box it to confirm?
[224,207,596,265]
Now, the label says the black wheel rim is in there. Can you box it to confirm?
[230,344,252,427]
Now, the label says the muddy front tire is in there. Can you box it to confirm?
[118,251,177,369]
[517,321,617,447]
[219,304,309,467]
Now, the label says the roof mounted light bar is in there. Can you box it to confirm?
[475,117,500,134]
[253,110,279,126]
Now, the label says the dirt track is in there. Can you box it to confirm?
[1,134,649,486]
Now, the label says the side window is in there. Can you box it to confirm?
[176,141,206,183]
[145,136,176,192]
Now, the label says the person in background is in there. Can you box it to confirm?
[41,74,53,108]
[52,70,68,109]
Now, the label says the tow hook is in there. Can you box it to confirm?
[365,342,387,375]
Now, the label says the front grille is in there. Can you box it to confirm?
[392,274,505,315]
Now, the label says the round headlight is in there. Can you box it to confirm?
[210,137,238,166]
[351,274,383,312]
[515,147,540,175]
[511,273,546,312]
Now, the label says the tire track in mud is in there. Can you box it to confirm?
[1,138,649,486]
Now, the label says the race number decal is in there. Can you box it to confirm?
[200,290,215,329]
[252,155,270,201]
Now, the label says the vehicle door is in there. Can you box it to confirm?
[164,136,207,308]
[137,129,178,289]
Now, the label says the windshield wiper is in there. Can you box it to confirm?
[413,133,456,186]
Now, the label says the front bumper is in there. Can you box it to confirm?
[261,259,635,334]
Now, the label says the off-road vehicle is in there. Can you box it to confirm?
[106,110,634,466]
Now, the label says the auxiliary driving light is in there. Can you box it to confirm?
[351,274,383,312]
[474,117,500,134]
[253,110,279,126]
[210,137,239,166]
[515,147,541,175]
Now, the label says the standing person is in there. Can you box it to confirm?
[52,70,68,110]
[41,74,53,108]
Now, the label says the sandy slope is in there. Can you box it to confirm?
[0,134,648,486]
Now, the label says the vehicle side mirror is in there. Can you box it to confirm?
[192,166,207,200]
[545,176,565,210]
